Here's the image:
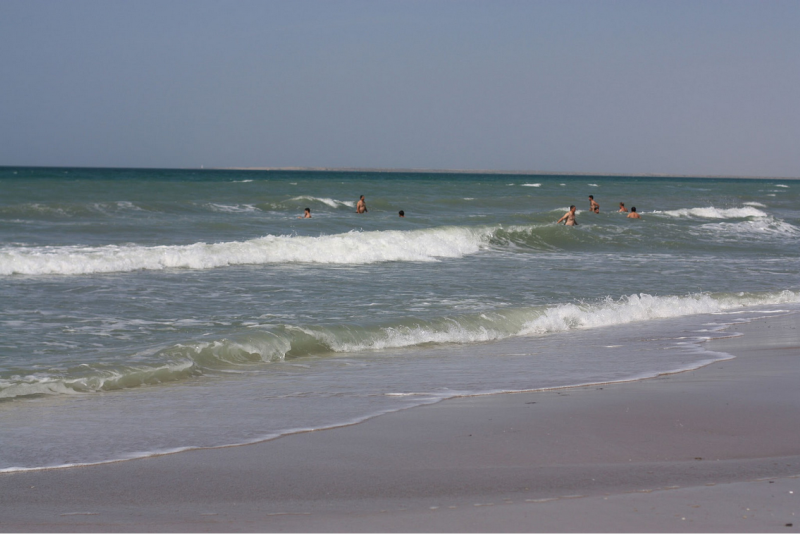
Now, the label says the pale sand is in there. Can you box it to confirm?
[1,312,799,532]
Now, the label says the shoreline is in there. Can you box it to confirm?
[2,312,799,531]
[0,310,741,476]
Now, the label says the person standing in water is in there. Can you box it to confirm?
[618,202,628,213]
[298,207,311,219]
[399,210,405,217]
[356,195,368,214]
[557,205,578,226]
[627,207,641,219]
[589,195,599,213]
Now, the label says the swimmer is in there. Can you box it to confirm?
[557,205,578,226]
[618,202,628,213]
[589,195,599,213]
[298,207,311,219]
[356,195,368,214]
[627,207,641,219]
[399,210,405,217]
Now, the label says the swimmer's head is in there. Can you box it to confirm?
[399,210,404,217]
[631,207,637,212]
[570,205,576,210]
[589,195,594,199]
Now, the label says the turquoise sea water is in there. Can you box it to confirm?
[1,167,798,471]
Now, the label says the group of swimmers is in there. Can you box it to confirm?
[299,195,405,219]
[300,193,637,225]
[558,195,641,226]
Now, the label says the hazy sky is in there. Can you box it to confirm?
[1,0,798,176]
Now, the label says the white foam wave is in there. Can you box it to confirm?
[310,322,508,353]
[588,183,599,187]
[0,226,494,275]
[162,291,800,365]
[699,218,800,240]
[776,184,789,188]
[207,203,258,213]
[3,290,797,400]
[743,202,767,208]
[114,201,143,211]
[0,360,196,400]
[520,291,800,336]
[290,196,355,209]
[289,290,800,355]
[23,203,69,216]
[651,206,767,219]
[521,183,541,187]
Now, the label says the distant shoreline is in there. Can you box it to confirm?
[221,166,800,180]
[2,165,798,180]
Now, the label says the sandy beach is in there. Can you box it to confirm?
[2,311,799,532]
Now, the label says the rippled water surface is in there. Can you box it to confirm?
[1,167,798,470]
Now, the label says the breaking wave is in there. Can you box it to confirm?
[2,290,797,400]
[651,206,768,219]
[288,196,355,209]
[0,226,497,275]
[698,218,800,240]
[207,203,259,213]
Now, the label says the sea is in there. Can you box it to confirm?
[1,167,799,472]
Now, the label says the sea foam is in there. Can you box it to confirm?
[699,218,800,240]
[289,196,355,209]
[3,290,796,400]
[651,206,767,219]
[0,226,494,276]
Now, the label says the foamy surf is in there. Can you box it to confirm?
[160,290,800,359]
[3,168,800,473]
[289,196,356,209]
[698,218,800,240]
[3,290,796,400]
[207,203,259,213]
[0,226,496,275]
[651,206,768,219]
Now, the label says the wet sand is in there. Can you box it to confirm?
[1,312,799,532]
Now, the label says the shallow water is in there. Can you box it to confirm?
[1,167,798,470]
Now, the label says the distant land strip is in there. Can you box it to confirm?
[220,166,800,180]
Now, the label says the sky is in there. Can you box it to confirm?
[1,0,799,176]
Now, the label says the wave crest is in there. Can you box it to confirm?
[288,196,356,209]
[3,290,797,400]
[652,206,767,219]
[0,226,494,276]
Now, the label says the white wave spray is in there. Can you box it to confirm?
[3,290,796,400]
[651,206,767,219]
[0,226,495,275]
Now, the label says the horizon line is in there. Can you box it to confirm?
[2,164,798,180]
